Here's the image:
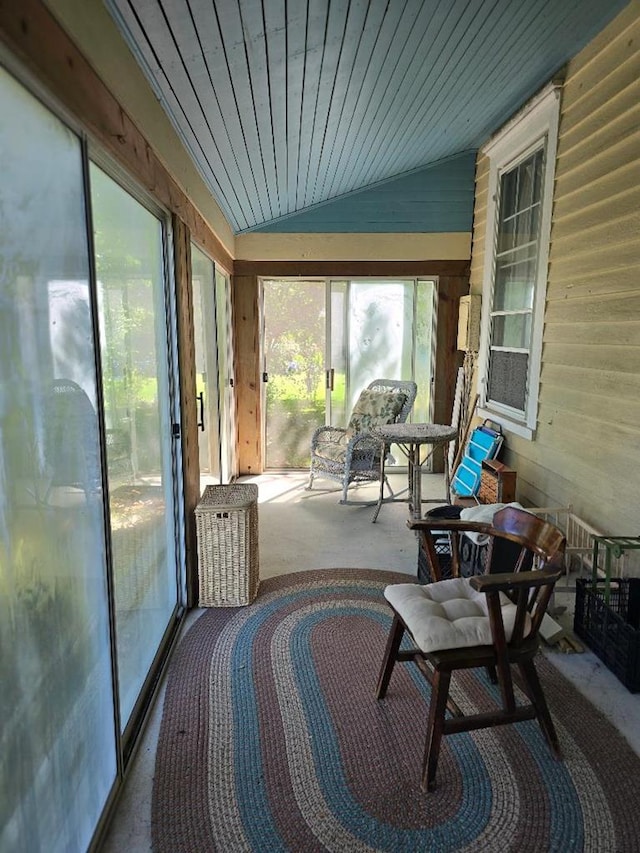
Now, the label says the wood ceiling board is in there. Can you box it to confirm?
[181,0,272,223]
[302,0,351,208]
[452,0,613,151]
[177,28,261,229]
[321,0,407,200]
[261,0,288,216]
[294,0,330,210]
[252,151,476,233]
[104,0,629,233]
[354,0,479,188]
[334,0,427,192]
[236,0,279,218]
[110,0,253,230]
[284,0,306,214]
[376,0,528,176]
[338,1,447,192]
[307,0,373,206]
[230,2,280,223]
[395,1,538,171]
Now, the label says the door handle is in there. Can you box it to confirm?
[196,391,205,431]
[326,368,334,391]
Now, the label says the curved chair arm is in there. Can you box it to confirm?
[311,425,383,461]
[409,508,566,558]
[408,517,497,537]
[343,430,384,468]
[310,425,350,452]
[470,564,563,667]
[409,508,566,583]
[470,565,563,594]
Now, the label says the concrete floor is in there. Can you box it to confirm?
[101,471,640,852]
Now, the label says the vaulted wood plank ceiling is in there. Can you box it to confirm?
[104,0,626,234]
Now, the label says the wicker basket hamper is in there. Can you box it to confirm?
[195,484,259,606]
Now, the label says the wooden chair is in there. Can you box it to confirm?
[376,506,566,791]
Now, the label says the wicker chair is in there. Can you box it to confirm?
[44,378,101,502]
[307,378,417,504]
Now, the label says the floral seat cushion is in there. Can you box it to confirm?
[347,389,407,434]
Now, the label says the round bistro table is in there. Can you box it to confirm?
[370,423,458,522]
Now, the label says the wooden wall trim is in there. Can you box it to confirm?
[434,276,469,424]
[0,0,233,272]
[232,275,262,476]
[233,260,471,277]
[173,217,200,606]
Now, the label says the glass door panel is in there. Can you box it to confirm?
[0,67,116,852]
[262,280,326,468]
[216,268,236,483]
[351,279,416,469]
[192,244,221,479]
[329,281,348,425]
[91,164,180,728]
[342,280,415,416]
[413,280,436,424]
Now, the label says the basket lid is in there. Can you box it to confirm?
[197,483,258,510]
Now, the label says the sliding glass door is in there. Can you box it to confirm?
[1,65,185,850]
[91,164,182,732]
[330,279,430,420]
[261,278,435,469]
[216,267,236,483]
[192,244,221,478]
[0,67,116,852]
[192,246,236,484]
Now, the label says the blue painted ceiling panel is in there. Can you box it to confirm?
[103,0,629,234]
[252,152,477,232]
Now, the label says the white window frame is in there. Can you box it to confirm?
[477,83,561,440]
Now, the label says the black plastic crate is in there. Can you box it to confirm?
[416,505,532,584]
[416,505,482,583]
[417,533,485,583]
[574,578,640,693]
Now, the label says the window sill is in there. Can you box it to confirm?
[478,407,534,441]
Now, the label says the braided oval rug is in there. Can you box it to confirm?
[152,569,640,853]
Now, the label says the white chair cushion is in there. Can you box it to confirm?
[384,578,531,654]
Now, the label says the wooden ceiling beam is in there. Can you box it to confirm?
[232,260,470,278]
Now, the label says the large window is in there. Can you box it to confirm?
[478,84,561,438]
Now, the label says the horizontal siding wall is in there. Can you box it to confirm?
[470,3,640,543]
